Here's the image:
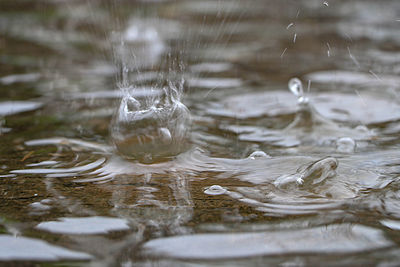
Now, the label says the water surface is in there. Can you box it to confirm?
[1,0,400,265]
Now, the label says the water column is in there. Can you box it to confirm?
[110,19,191,163]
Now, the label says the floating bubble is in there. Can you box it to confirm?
[355,125,370,134]
[204,185,227,195]
[248,151,271,160]
[336,137,356,153]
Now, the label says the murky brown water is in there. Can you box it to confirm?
[1,0,400,265]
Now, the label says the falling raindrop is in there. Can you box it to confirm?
[326,42,331,57]
[280,48,288,59]
[286,23,294,29]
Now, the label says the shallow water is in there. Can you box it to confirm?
[1,0,400,265]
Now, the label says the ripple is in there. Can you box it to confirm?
[312,92,400,124]
[208,90,400,124]
[206,91,297,119]
[143,224,392,259]
[0,101,43,116]
[187,77,242,89]
[0,235,91,261]
[274,157,338,188]
[11,158,106,175]
[190,62,233,73]
[204,185,227,196]
[36,216,130,235]
[0,73,41,85]
[68,87,162,100]
[381,219,400,230]
[305,70,400,87]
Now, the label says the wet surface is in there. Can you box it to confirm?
[1,0,400,265]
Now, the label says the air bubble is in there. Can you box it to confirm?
[355,125,369,134]
[336,137,356,153]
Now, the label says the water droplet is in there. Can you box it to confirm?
[288,78,304,98]
[326,42,331,57]
[204,185,227,196]
[248,151,271,160]
[159,127,172,144]
[336,137,356,153]
[288,78,308,104]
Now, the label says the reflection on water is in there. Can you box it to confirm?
[0,235,92,261]
[143,224,392,259]
[1,0,400,265]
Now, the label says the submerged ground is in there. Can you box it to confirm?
[1,0,400,265]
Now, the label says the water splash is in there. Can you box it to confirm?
[110,83,191,163]
[274,157,338,188]
[110,18,191,163]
